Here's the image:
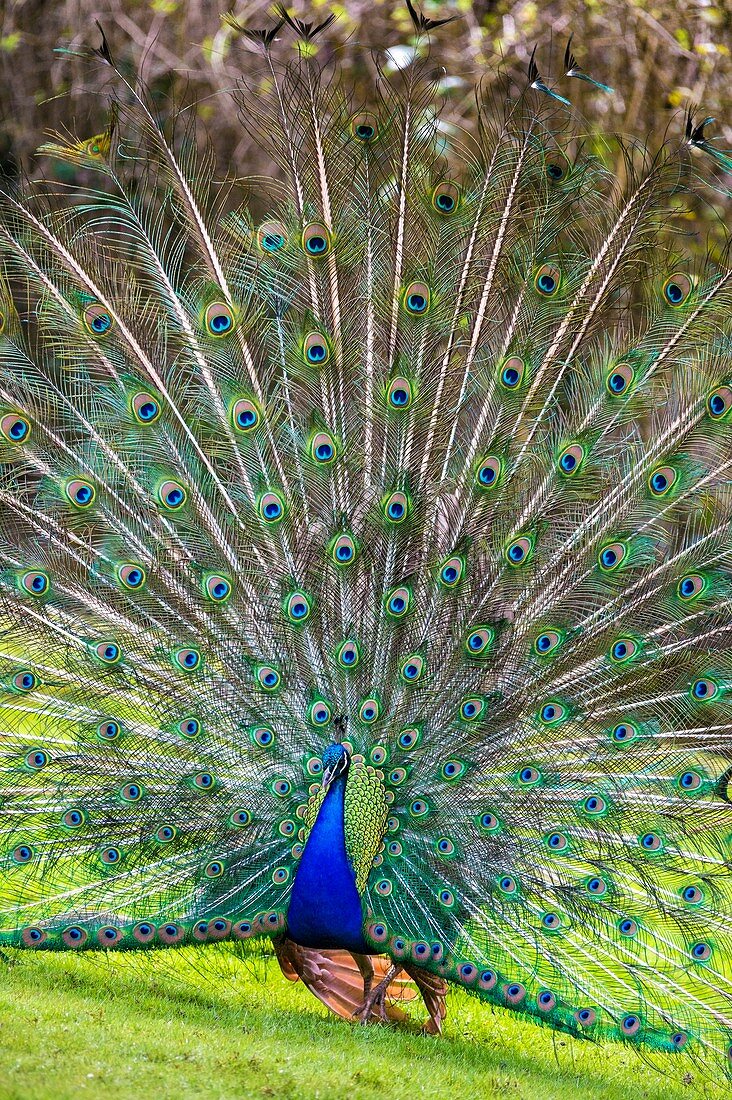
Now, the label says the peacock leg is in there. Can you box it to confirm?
[353,962,403,1024]
[352,952,375,1003]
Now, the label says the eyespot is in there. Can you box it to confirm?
[542,913,561,930]
[546,155,569,181]
[257,666,281,691]
[432,181,460,214]
[331,533,357,566]
[557,443,585,476]
[278,819,295,837]
[387,376,413,409]
[121,782,142,802]
[350,112,379,142]
[132,392,161,423]
[63,926,88,947]
[478,811,500,832]
[498,875,517,894]
[204,301,235,336]
[101,846,121,865]
[478,969,497,990]
[598,541,626,571]
[158,480,186,510]
[663,272,693,307]
[534,264,561,297]
[302,223,331,256]
[575,1008,597,1026]
[83,301,113,335]
[259,491,284,523]
[505,535,533,566]
[671,1032,688,1050]
[610,637,639,663]
[205,860,225,878]
[518,766,540,785]
[611,721,637,743]
[460,697,485,722]
[177,717,200,738]
[97,720,120,741]
[706,385,732,420]
[606,362,634,396]
[403,282,430,315]
[545,832,568,851]
[272,778,291,797]
[271,866,290,885]
[370,746,387,765]
[537,990,557,1011]
[309,701,331,726]
[257,220,287,253]
[158,924,184,944]
[193,772,215,790]
[156,825,177,843]
[285,591,311,623]
[677,573,706,600]
[22,927,47,946]
[582,794,607,815]
[62,808,85,828]
[648,465,677,497]
[204,574,232,603]
[310,431,336,464]
[586,876,607,896]
[117,563,146,590]
[475,456,501,489]
[375,878,393,896]
[621,1014,641,1037]
[231,809,252,827]
[504,982,526,1005]
[534,630,561,656]
[439,555,464,587]
[398,727,420,750]
[440,760,465,782]
[336,639,360,669]
[20,570,49,598]
[1,413,31,443]
[359,698,380,723]
[366,921,389,944]
[12,670,39,693]
[172,647,202,672]
[385,586,411,618]
[409,799,429,817]
[383,491,409,524]
[691,677,719,701]
[65,479,95,508]
[640,832,663,852]
[12,844,33,864]
[251,726,275,748]
[93,641,121,665]
[232,398,259,432]
[400,655,424,682]
[538,700,568,725]
[499,356,525,390]
[464,626,494,658]
[303,331,330,365]
[682,884,704,904]
[678,769,703,792]
[388,767,407,786]
[97,926,122,947]
[619,918,638,937]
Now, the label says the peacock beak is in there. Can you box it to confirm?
[321,762,336,791]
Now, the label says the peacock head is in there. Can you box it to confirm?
[321,742,350,791]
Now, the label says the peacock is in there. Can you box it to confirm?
[2,3,732,1074]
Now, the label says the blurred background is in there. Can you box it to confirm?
[0,1,730,231]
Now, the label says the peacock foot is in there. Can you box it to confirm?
[353,962,402,1024]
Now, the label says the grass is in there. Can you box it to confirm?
[0,946,718,1100]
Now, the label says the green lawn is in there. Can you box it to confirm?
[0,946,716,1100]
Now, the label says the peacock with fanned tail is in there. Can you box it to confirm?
[2,4,732,1071]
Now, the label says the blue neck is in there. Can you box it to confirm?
[286,772,368,953]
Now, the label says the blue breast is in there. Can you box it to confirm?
[286,773,368,953]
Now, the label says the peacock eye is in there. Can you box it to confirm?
[610,637,639,663]
[400,654,424,682]
[204,301,235,336]
[534,264,561,297]
[97,719,121,741]
[285,591,311,623]
[83,301,113,336]
[598,541,626,571]
[259,491,284,523]
[309,701,331,726]
[303,331,330,365]
[538,700,567,725]
[439,555,464,587]
[350,112,379,142]
[204,574,232,603]
[557,443,584,476]
[331,533,357,566]
[499,356,525,390]
[475,456,502,489]
[337,639,360,669]
[662,272,693,307]
[606,362,634,396]
[359,698,380,723]
[158,480,186,510]
[13,670,39,692]
[505,535,533,566]
[62,808,85,828]
[20,570,49,596]
[385,586,411,618]
[1,413,31,443]
[156,825,177,842]
[172,647,202,672]
[302,223,331,256]
[464,626,494,658]
[648,465,677,497]
[257,220,287,253]
[534,630,561,656]
[66,479,95,508]
[690,677,719,701]
[132,392,160,423]
[383,491,409,523]
[257,665,281,691]
[387,376,413,409]
[118,563,146,590]
[460,697,485,722]
[431,181,460,214]
[707,384,732,420]
[121,782,142,802]
[677,573,706,600]
[310,431,336,464]
[232,398,259,432]
[611,721,637,743]
[403,282,430,315]
[92,641,121,664]
[177,716,200,737]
